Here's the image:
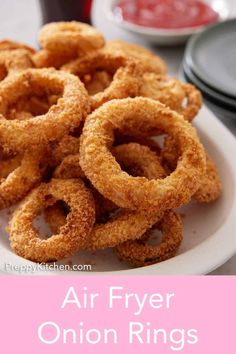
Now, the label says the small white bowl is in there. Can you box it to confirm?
[103,0,229,45]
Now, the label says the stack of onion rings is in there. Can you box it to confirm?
[0,21,222,268]
[45,142,167,250]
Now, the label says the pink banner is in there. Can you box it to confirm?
[0,276,235,353]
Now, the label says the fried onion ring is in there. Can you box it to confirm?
[113,143,166,179]
[161,136,222,203]
[0,39,36,55]
[45,142,167,249]
[0,68,90,152]
[32,49,77,69]
[84,70,113,96]
[53,142,165,222]
[49,135,80,167]
[44,200,164,250]
[105,40,167,75]
[0,154,22,178]
[39,21,105,55]
[9,178,95,262]
[140,73,202,122]
[80,97,206,211]
[116,210,183,267]
[115,135,161,154]
[194,155,222,203]
[0,149,45,208]
[0,49,33,82]
[62,51,141,109]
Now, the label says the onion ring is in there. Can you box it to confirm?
[62,50,141,109]
[53,142,165,203]
[161,136,222,203]
[80,97,206,211]
[45,142,167,249]
[0,68,90,152]
[39,21,105,55]
[84,70,113,96]
[113,143,166,179]
[54,154,84,179]
[115,135,161,154]
[140,73,202,122]
[0,39,36,55]
[4,93,59,120]
[87,209,163,250]
[0,154,22,178]
[32,49,77,69]
[194,155,222,203]
[116,210,183,267]
[9,178,95,262]
[44,200,164,250]
[50,135,80,167]
[0,49,33,82]
[105,40,166,75]
[0,149,45,209]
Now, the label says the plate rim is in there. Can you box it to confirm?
[0,106,236,276]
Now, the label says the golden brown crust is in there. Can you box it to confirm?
[49,135,80,167]
[0,39,36,55]
[140,73,202,122]
[0,154,22,178]
[54,154,85,179]
[9,178,95,262]
[45,142,167,249]
[32,49,77,69]
[161,136,222,203]
[0,49,34,82]
[0,68,90,152]
[105,40,167,75]
[116,210,183,267]
[84,70,113,96]
[0,148,46,209]
[194,154,222,203]
[39,21,105,55]
[80,97,206,211]
[45,202,164,250]
[62,50,141,109]
[113,143,166,179]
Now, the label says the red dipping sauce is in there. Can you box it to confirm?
[114,0,219,29]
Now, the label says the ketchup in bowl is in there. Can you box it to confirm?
[114,0,219,29]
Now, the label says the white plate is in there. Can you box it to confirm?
[0,106,236,275]
[103,0,229,45]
